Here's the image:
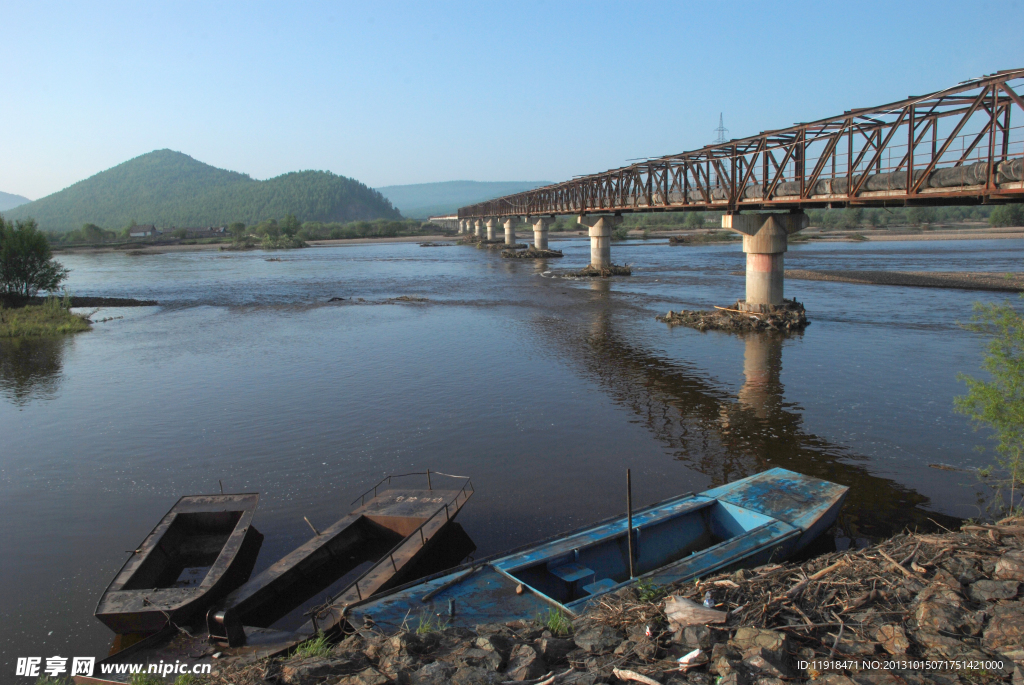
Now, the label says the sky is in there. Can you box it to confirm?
[3,0,1023,200]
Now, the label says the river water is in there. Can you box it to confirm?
[0,236,1017,667]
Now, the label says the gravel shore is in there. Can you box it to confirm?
[786,270,1024,293]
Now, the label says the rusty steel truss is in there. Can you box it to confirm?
[459,69,1024,219]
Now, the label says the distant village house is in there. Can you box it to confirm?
[128,224,156,237]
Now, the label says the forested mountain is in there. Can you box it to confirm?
[5,150,400,231]
[0,191,31,211]
[376,180,551,218]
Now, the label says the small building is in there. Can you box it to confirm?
[129,224,156,237]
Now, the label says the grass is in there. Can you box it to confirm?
[0,293,91,337]
[175,675,205,685]
[634,578,667,603]
[541,608,572,636]
[293,631,333,657]
[35,678,72,685]
[415,610,448,635]
[128,674,164,685]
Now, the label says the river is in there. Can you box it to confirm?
[0,236,1015,667]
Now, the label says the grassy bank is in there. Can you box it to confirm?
[0,295,91,337]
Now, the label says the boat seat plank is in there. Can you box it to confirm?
[549,563,594,583]
[581,578,617,595]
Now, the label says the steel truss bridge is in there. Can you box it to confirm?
[458,69,1024,220]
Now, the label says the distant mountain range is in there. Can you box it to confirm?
[4,150,400,231]
[0,191,32,212]
[376,180,552,219]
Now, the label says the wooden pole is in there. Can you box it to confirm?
[627,469,635,579]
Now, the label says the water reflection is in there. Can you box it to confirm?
[536,293,957,543]
[0,336,71,405]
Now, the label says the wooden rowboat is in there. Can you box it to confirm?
[95,494,263,634]
[344,468,848,632]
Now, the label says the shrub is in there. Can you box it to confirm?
[0,217,70,297]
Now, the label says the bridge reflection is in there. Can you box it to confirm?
[534,288,957,544]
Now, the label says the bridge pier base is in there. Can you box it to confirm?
[578,215,622,269]
[503,218,518,246]
[474,219,483,239]
[722,213,808,311]
[532,217,552,250]
[486,219,497,241]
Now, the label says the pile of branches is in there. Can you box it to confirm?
[657,299,808,332]
[502,247,564,259]
[573,264,632,277]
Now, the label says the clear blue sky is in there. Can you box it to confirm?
[3,0,1022,200]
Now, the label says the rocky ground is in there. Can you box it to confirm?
[657,300,808,332]
[204,520,1024,685]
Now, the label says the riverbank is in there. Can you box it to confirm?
[202,520,1024,685]
[786,270,1024,293]
[0,298,91,337]
[53,235,456,254]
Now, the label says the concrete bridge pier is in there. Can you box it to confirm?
[485,218,497,241]
[532,217,552,250]
[503,217,518,246]
[474,219,483,238]
[578,215,622,269]
[722,213,808,311]
[459,219,468,234]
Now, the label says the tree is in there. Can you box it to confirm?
[956,298,1024,515]
[684,212,705,228]
[990,205,1024,228]
[281,214,302,237]
[172,228,188,239]
[228,222,246,238]
[0,216,70,298]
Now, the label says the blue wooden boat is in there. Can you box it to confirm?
[344,468,847,631]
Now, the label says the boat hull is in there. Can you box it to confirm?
[346,468,847,632]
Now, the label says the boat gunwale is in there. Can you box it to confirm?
[95,493,260,616]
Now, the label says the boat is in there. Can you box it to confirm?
[343,468,847,632]
[206,472,474,647]
[95,494,263,635]
[94,472,476,677]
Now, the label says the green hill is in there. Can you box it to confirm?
[4,150,400,231]
[0,191,31,211]
[376,180,551,219]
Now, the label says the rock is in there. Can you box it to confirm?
[280,655,370,684]
[875,625,910,655]
[984,604,1024,650]
[913,630,965,651]
[409,661,457,685]
[851,673,902,685]
[833,640,878,657]
[451,647,503,671]
[742,646,791,678]
[450,666,503,685]
[998,550,1024,581]
[536,636,574,662]
[931,568,965,592]
[729,627,788,663]
[473,634,513,665]
[683,625,714,650]
[503,644,547,681]
[377,652,421,680]
[561,673,601,685]
[914,599,984,636]
[716,672,750,685]
[941,558,982,585]
[815,677,857,685]
[686,673,712,685]
[573,625,623,654]
[335,667,389,685]
[613,640,633,655]
[752,678,785,685]
[970,579,1020,602]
